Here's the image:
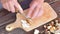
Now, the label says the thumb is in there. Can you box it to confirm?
[14,0,24,13]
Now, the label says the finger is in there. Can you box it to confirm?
[32,5,41,19]
[26,1,38,18]
[1,0,11,12]
[2,3,7,10]
[37,6,43,17]
[37,3,44,17]
[8,1,15,13]
[5,3,10,11]
[2,3,10,11]
[13,0,23,13]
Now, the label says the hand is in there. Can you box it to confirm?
[27,0,44,19]
[1,0,23,13]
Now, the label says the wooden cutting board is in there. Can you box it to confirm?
[6,2,57,32]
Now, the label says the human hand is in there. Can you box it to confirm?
[27,0,44,19]
[1,0,23,13]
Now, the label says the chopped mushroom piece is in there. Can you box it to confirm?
[21,20,30,28]
[34,29,40,34]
